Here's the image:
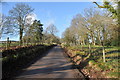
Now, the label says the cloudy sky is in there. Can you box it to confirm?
[1,1,103,41]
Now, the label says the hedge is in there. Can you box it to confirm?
[2,44,56,79]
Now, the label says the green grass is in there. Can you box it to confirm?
[66,45,120,78]
[0,43,3,47]
[108,72,120,78]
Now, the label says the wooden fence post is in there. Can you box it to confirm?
[89,44,91,55]
[102,46,106,62]
[6,37,10,49]
[102,42,106,62]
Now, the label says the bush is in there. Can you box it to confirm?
[97,63,106,71]
[89,60,96,66]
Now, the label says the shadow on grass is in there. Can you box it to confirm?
[64,46,120,79]
[73,46,120,70]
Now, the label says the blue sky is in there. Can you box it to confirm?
[1,2,97,41]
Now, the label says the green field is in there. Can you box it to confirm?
[65,45,120,78]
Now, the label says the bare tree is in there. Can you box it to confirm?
[46,24,58,36]
[62,27,76,46]
[71,14,89,45]
[0,13,6,38]
[8,3,34,46]
[45,24,59,44]
[93,0,120,46]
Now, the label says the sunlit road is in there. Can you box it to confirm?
[16,46,84,79]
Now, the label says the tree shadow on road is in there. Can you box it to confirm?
[16,62,77,78]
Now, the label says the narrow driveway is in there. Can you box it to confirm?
[16,46,84,79]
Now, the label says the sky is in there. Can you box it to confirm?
[1,2,100,41]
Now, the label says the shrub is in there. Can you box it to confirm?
[89,60,96,66]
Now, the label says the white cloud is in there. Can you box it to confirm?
[25,13,37,25]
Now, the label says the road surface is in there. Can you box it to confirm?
[16,46,84,79]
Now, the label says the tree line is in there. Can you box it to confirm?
[62,1,119,47]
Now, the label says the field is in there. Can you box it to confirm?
[64,45,120,78]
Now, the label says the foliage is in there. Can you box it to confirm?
[23,20,43,44]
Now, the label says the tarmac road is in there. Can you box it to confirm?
[16,46,84,79]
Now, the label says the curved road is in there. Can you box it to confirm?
[16,46,84,79]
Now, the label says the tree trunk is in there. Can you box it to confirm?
[118,2,120,24]
[19,25,23,46]
[91,33,95,45]
[83,38,85,45]
[102,45,106,62]
[102,27,106,62]
[117,1,120,46]
[19,31,22,46]
[6,37,10,50]
[98,30,101,45]
[89,44,91,55]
